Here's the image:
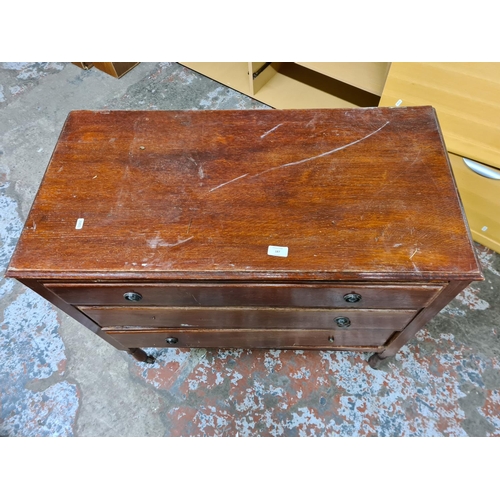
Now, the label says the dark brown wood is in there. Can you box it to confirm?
[109,329,393,349]
[5,108,484,366]
[6,107,482,283]
[92,62,139,78]
[373,280,473,361]
[368,353,386,369]
[46,282,443,309]
[72,62,94,70]
[128,348,155,364]
[80,306,417,330]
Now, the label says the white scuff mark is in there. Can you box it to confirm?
[252,121,390,179]
[209,173,249,192]
[75,218,84,230]
[306,116,318,128]
[37,148,43,153]
[141,263,148,267]
[410,248,419,260]
[188,156,204,179]
[161,236,194,248]
[260,123,283,138]
[148,234,194,249]
[394,243,402,247]
[92,175,97,179]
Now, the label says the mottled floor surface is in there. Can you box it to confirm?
[1,62,499,436]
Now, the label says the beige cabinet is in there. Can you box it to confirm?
[379,63,500,253]
[180,62,390,109]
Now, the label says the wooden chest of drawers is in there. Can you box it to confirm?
[6,107,483,368]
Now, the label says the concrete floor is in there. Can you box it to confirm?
[1,62,499,437]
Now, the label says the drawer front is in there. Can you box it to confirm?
[48,283,442,309]
[80,306,416,330]
[107,328,395,349]
[449,152,500,253]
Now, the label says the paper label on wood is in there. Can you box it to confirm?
[268,245,288,257]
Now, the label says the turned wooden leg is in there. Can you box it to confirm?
[128,348,156,364]
[368,353,390,370]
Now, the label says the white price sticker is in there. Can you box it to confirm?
[268,245,288,258]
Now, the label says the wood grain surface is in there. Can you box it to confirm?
[7,107,482,282]
[79,306,416,330]
[107,328,394,349]
[47,282,443,308]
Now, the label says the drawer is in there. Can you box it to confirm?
[107,328,395,349]
[80,306,416,330]
[48,283,443,309]
[449,152,500,253]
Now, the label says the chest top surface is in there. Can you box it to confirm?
[7,107,482,282]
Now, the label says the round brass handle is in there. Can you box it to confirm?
[334,316,351,328]
[165,337,179,345]
[123,291,143,302]
[343,293,361,303]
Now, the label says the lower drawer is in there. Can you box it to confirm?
[80,306,416,330]
[449,152,500,253]
[107,328,396,349]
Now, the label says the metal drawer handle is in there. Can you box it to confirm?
[123,292,143,302]
[165,337,179,345]
[463,158,500,180]
[334,316,351,328]
[343,292,361,303]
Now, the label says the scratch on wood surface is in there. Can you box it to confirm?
[209,173,249,192]
[260,123,283,138]
[189,156,204,179]
[411,261,421,273]
[161,236,194,248]
[252,121,391,179]
[149,234,194,249]
[410,248,419,260]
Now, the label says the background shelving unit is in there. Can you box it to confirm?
[180,62,390,109]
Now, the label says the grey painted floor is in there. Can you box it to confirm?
[1,62,499,437]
